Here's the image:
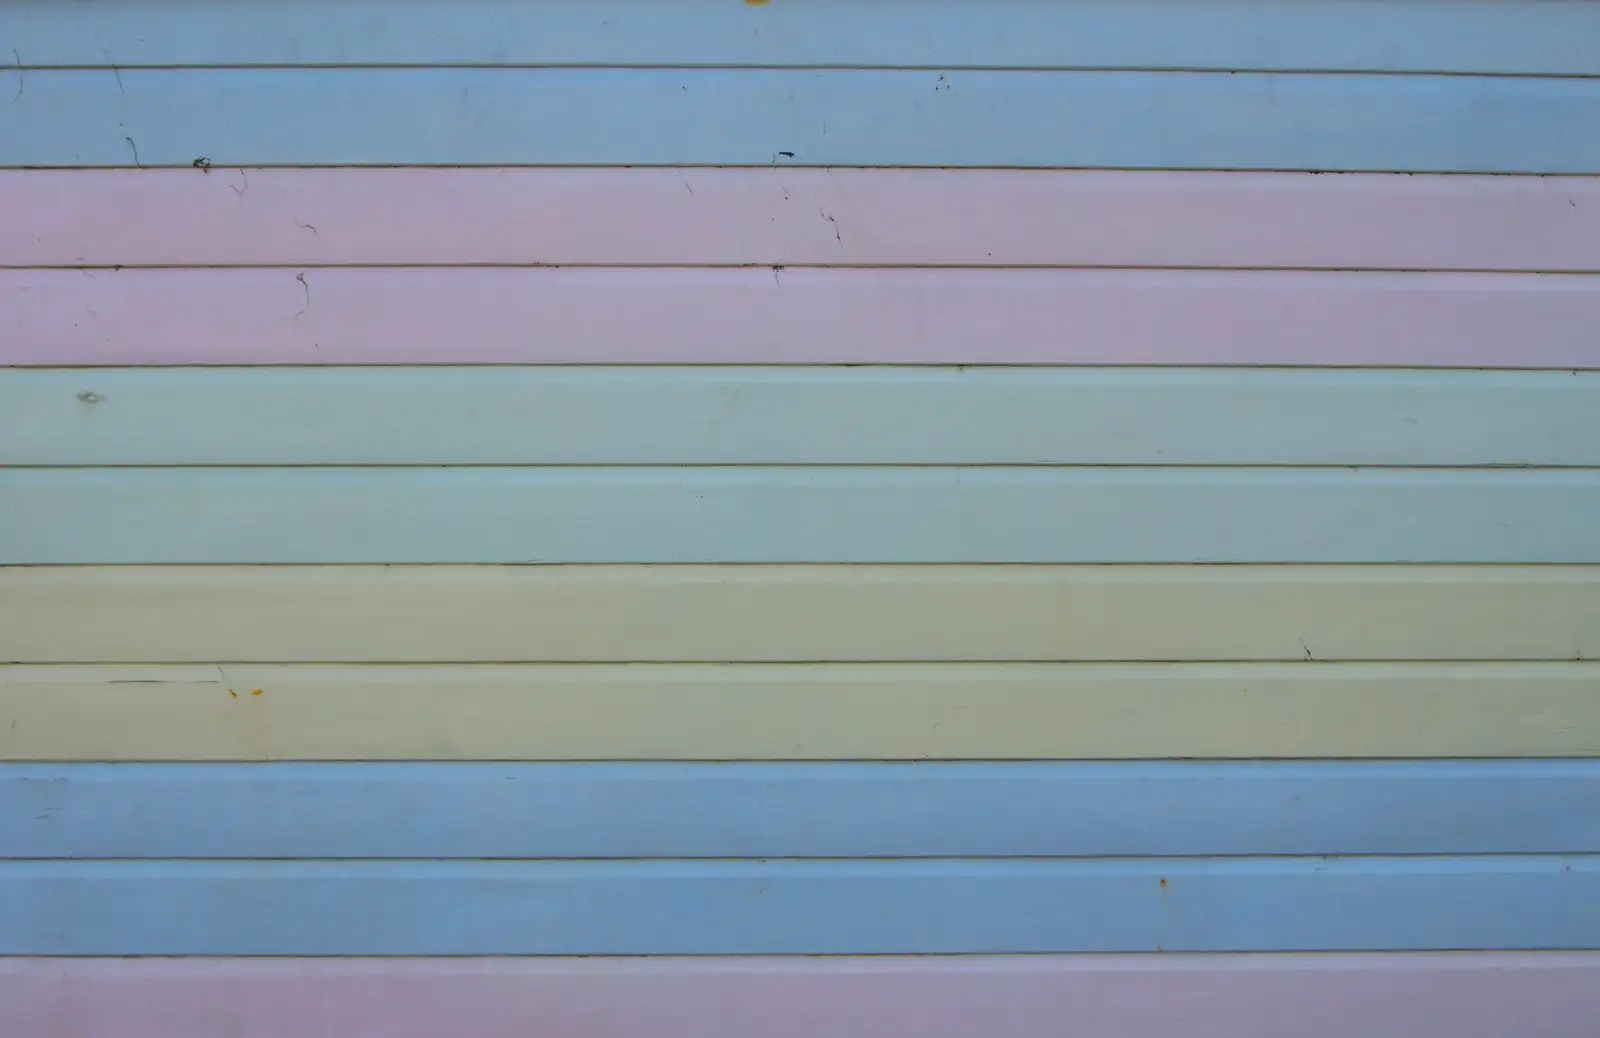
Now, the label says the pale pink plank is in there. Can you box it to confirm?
[2,169,1598,272]
[6,268,1596,367]
[4,954,1598,1038]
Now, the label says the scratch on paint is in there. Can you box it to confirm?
[295,272,310,321]
[10,50,22,104]
[819,207,843,248]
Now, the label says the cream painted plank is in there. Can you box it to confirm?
[4,565,1595,664]
[2,662,1596,760]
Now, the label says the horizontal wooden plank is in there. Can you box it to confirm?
[7,761,1598,859]
[4,663,1596,760]
[7,0,1599,74]
[3,857,1596,954]
[9,367,1600,468]
[6,565,1596,664]
[8,169,1600,272]
[5,468,1598,564]
[11,268,1596,368]
[8,954,1600,1038]
[3,69,1598,172]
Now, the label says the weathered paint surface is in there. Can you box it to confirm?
[3,0,1596,1028]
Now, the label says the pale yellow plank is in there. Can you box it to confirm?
[2,566,1596,664]
[3,662,1596,760]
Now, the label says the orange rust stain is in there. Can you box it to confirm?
[745,0,771,5]
[251,688,264,696]
[1159,878,1167,889]
[228,689,238,698]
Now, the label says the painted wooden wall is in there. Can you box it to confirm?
[3,0,1600,1033]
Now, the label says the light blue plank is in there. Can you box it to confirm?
[7,367,1600,468]
[3,467,1598,564]
[4,0,1597,75]
[5,761,1599,860]
[2,857,1595,954]
[4,68,1597,172]
[12,0,1600,74]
